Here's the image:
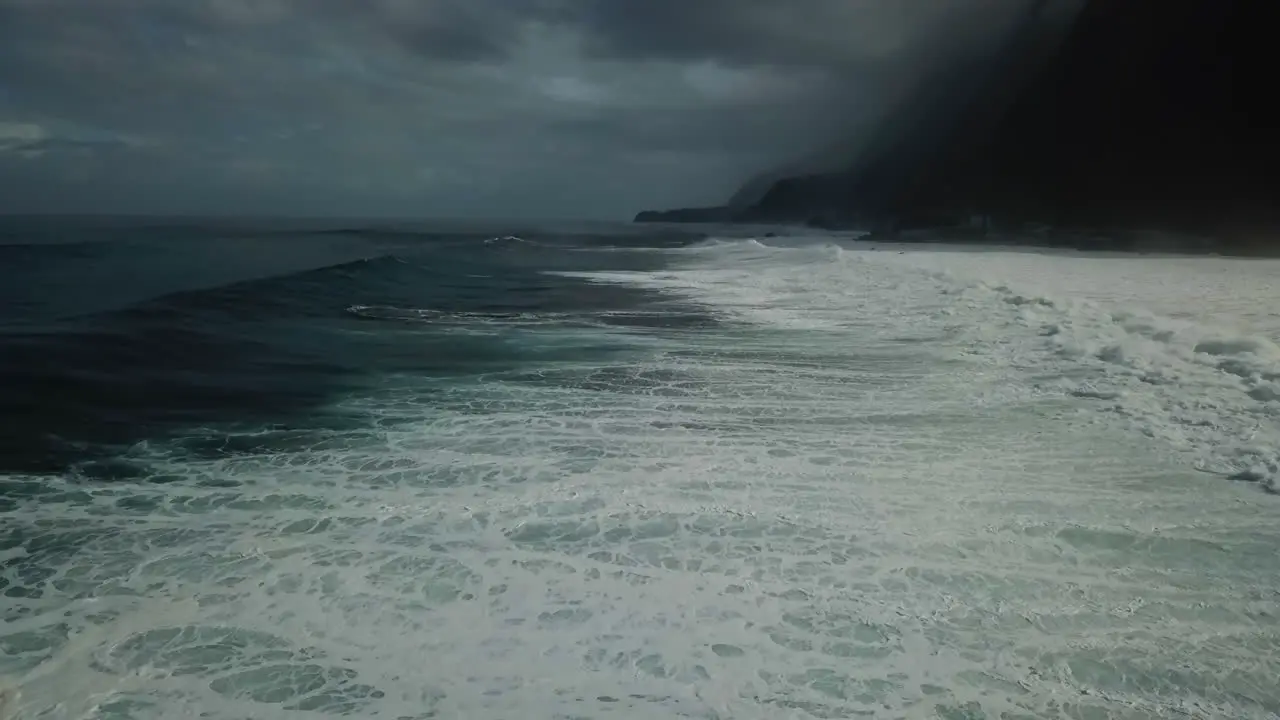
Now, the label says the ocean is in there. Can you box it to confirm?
[2,217,1279,719]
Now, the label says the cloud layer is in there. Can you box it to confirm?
[0,0,1065,218]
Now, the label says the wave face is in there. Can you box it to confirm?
[0,222,714,477]
[3,219,1280,719]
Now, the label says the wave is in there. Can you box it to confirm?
[0,252,498,475]
[346,304,721,333]
[347,304,559,324]
[302,226,712,251]
[580,235,1280,491]
[483,234,538,246]
[950,258,1280,489]
[0,229,723,477]
[107,254,413,319]
[1021,291,1280,488]
[875,249,1280,491]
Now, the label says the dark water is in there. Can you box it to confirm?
[0,216,718,478]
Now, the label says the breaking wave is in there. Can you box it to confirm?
[573,235,1280,491]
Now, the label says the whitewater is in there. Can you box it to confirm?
[3,228,1279,719]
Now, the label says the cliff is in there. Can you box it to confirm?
[639,0,1280,246]
[963,0,1280,237]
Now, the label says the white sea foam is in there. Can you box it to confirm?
[3,236,1279,719]
[580,238,1280,490]
[852,245,1280,490]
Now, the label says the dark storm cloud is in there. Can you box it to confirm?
[569,0,1021,67]
[0,0,1077,218]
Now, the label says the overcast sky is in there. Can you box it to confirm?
[0,0,1065,219]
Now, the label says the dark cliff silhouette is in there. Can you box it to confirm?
[636,0,1280,252]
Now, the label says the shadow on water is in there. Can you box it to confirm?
[0,220,715,478]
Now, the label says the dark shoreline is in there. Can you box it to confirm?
[862,228,1280,259]
[634,219,1280,259]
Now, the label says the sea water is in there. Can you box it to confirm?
[2,218,1278,718]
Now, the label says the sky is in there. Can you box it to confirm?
[0,0,1066,219]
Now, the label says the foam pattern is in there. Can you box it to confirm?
[3,238,1279,719]
[858,245,1280,492]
